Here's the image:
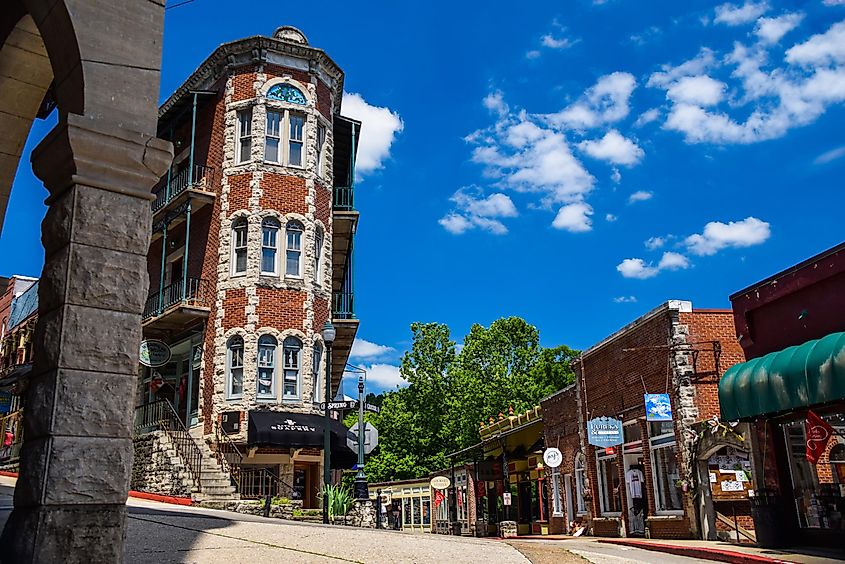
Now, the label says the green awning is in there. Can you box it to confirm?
[719,332,845,421]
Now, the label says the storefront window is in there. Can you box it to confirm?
[422,497,431,525]
[403,497,411,526]
[649,419,683,514]
[575,453,587,514]
[597,454,622,514]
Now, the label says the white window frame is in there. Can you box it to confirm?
[316,123,327,177]
[265,110,282,164]
[261,218,280,275]
[314,226,324,286]
[574,452,587,515]
[231,218,248,276]
[285,221,303,278]
[226,336,244,400]
[282,336,302,400]
[263,108,306,169]
[287,112,305,168]
[236,109,252,164]
[256,335,277,400]
[312,342,323,403]
[649,423,684,515]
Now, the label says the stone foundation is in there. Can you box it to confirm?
[131,431,192,497]
[340,499,376,528]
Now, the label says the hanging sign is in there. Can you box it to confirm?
[139,340,171,367]
[430,476,451,490]
[587,417,624,448]
[543,447,563,468]
[645,394,673,422]
[806,410,834,465]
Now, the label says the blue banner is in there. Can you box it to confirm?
[587,417,624,448]
[0,392,12,414]
[645,393,673,422]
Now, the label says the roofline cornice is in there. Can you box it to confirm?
[159,35,346,119]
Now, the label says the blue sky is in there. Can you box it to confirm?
[2,0,844,394]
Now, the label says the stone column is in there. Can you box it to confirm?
[0,113,172,563]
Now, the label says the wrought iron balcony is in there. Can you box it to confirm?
[152,164,215,214]
[333,186,354,211]
[143,277,210,322]
[332,291,355,320]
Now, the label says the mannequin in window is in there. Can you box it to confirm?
[626,462,648,534]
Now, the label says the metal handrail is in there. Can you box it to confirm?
[334,186,354,211]
[332,291,355,320]
[152,164,214,213]
[214,424,295,500]
[143,277,209,320]
[134,400,203,489]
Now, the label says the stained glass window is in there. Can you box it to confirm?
[267,84,307,105]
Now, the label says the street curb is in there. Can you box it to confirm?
[128,490,193,506]
[0,471,18,478]
[597,539,794,564]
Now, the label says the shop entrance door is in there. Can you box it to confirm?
[293,462,318,508]
[564,474,574,524]
[624,453,646,535]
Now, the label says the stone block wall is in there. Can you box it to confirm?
[131,431,192,497]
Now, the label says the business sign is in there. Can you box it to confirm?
[0,392,12,414]
[645,394,673,422]
[430,476,451,490]
[543,447,562,468]
[587,417,624,448]
[139,340,171,367]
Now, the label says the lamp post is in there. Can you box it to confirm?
[321,321,335,525]
[352,366,368,499]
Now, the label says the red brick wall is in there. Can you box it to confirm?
[315,183,331,228]
[256,288,305,330]
[232,66,257,101]
[316,79,332,120]
[540,385,585,530]
[259,173,308,215]
[222,288,247,331]
[228,173,252,214]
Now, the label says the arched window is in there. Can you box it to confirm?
[257,335,277,399]
[312,342,323,403]
[575,452,587,514]
[283,336,302,400]
[285,221,303,277]
[314,226,324,285]
[261,218,280,275]
[226,336,244,399]
[267,84,307,105]
[231,218,248,275]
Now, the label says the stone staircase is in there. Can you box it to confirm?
[191,440,240,503]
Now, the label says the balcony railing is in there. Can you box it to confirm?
[152,164,214,213]
[333,186,354,211]
[332,291,355,320]
[143,277,209,321]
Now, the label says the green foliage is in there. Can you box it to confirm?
[362,317,578,483]
[320,483,353,518]
[270,496,290,505]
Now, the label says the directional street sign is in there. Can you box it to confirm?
[347,422,379,454]
[319,400,380,413]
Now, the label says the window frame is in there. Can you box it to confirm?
[285,221,304,278]
[316,123,327,177]
[264,110,282,164]
[596,452,622,516]
[260,217,280,276]
[282,336,302,400]
[262,108,307,169]
[649,422,684,515]
[312,342,323,403]
[236,108,252,165]
[256,335,277,401]
[231,218,248,276]
[226,336,244,400]
[314,226,324,286]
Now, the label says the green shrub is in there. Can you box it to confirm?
[320,484,353,518]
[271,496,291,505]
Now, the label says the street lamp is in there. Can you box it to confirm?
[345,364,369,500]
[321,321,335,524]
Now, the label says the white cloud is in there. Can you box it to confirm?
[755,13,803,44]
[634,108,661,127]
[611,168,622,183]
[606,213,618,222]
[814,145,845,164]
[667,75,726,106]
[628,190,653,203]
[823,0,845,5]
[439,189,518,235]
[613,295,638,303]
[545,72,637,129]
[785,21,845,66]
[350,338,395,359]
[578,130,645,166]
[552,202,593,232]
[541,34,578,49]
[526,50,542,59]
[483,91,509,116]
[714,1,770,26]
[648,48,718,89]
[644,236,666,250]
[684,217,771,255]
[617,251,690,279]
[341,93,403,178]
[361,364,406,389]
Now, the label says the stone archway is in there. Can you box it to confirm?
[694,428,751,541]
[0,1,172,561]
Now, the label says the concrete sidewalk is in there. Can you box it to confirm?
[598,538,845,564]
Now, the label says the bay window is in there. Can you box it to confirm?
[261,218,280,275]
[314,226,324,285]
[312,342,323,403]
[231,218,247,275]
[236,109,252,164]
[257,335,277,399]
[226,336,244,399]
[317,123,327,177]
[263,109,305,168]
[283,336,302,400]
[285,221,303,277]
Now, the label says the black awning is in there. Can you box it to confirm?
[0,364,32,392]
[247,410,356,467]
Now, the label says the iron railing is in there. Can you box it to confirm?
[134,400,203,489]
[333,186,354,211]
[152,164,215,213]
[143,277,209,321]
[214,424,294,500]
[332,291,355,320]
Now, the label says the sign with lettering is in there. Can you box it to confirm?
[430,476,451,490]
[503,492,512,506]
[543,447,563,468]
[587,417,624,448]
[645,394,673,422]
[139,340,171,367]
[319,400,380,414]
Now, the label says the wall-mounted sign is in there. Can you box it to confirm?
[430,476,451,490]
[587,417,624,448]
[645,394,673,422]
[604,446,617,456]
[503,492,512,506]
[0,391,12,414]
[139,340,171,367]
[543,447,563,468]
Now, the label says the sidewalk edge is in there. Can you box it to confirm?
[128,490,193,506]
[597,539,795,564]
